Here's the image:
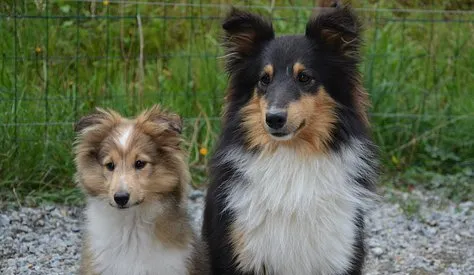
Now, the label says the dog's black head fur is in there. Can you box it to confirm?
[220,4,371,154]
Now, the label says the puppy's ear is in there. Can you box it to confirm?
[222,7,274,71]
[155,113,183,135]
[74,108,111,133]
[138,105,183,150]
[73,108,121,158]
[141,105,183,135]
[305,4,361,59]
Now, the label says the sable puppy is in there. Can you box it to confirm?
[203,3,379,275]
[73,105,208,275]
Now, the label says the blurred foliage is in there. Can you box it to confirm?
[0,0,473,205]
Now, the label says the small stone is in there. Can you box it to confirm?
[56,245,67,253]
[35,219,45,227]
[368,239,380,248]
[459,231,471,238]
[9,212,20,222]
[12,225,31,233]
[398,242,408,248]
[60,209,68,217]
[371,247,384,256]
[45,205,56,211]
[423,227,438,236]
[0,214,11,227]
[454,234,462,242]
[51,209,63,218]
[7,259,16,266]
[459,201,473,209]
[407,223,420,232]
[21,234,35,242]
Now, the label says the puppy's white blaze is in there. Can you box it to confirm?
[86,199,191,275]
[119,175,128,191]
[223,139,376,275]
[118,126,133,148]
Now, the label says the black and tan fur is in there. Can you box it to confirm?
[203,2,378,275]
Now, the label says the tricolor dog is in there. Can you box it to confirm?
[202,4,379,275]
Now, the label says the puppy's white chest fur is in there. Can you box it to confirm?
[85,199,190,275]
[225,141,374,275]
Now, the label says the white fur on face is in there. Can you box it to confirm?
[85,199,191,275]
[118,126,133,148]
[223,139,377,275]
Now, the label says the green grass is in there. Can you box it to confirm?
[1,0,473,206]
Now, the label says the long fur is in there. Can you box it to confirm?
[203,4,379,275]
[73,105,208,275]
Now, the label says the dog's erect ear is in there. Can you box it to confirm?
[305,4,361,59]
[155,113,183,134]
[222,7,274,70]
[139,105,183,150]
[143,105,183,135]
[74,109,109,133]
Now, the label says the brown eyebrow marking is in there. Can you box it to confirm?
[263,64,274,77]
[293,62,306,77]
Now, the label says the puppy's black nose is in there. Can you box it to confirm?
[114,191,130,207]
[265,111,287,130]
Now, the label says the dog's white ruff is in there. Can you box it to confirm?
[223,139,375,275]
[85,199,191,275]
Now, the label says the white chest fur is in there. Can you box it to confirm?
[224,140,375,275]
[85,199,191,275]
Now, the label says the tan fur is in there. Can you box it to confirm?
[263,64,274,78]
[229,225,248,266]
[74,107,186,207]
[79,235,97,275]
[241,87,338,157]
[154,208,193,249]
[73,105,208,275]
[292,62,306,77]
[188,234,210,275]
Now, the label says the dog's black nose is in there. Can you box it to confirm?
[114,191,130,207]
[265,111,287,130]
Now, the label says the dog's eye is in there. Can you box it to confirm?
[297,72,311,83]
[105,162,115,171]
[135,160,146,170]
[259,74,271,86]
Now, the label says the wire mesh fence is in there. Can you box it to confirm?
[1,0,473,200]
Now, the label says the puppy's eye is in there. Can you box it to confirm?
[135,160,146,170]
[259,74,271,86]
[105,162,115,171]
[297,72,311,83]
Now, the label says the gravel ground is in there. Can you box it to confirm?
[1,189,473,275]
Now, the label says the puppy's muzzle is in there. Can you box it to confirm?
[113,191,130,208]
